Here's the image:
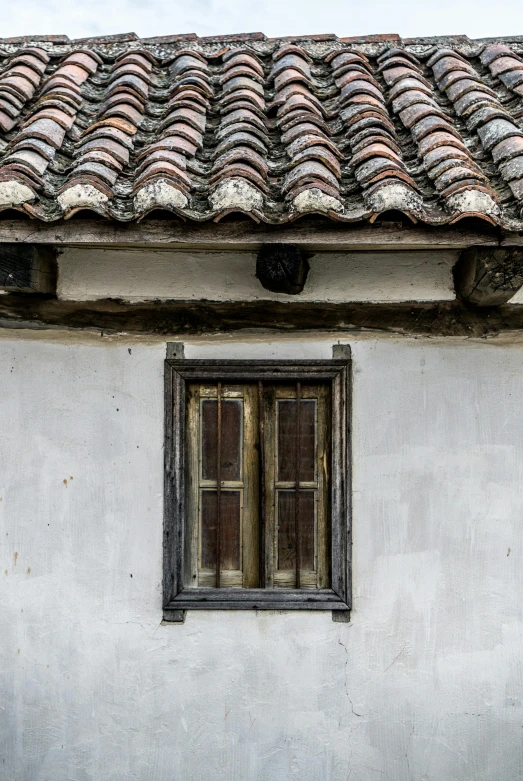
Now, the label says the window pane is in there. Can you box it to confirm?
[277,399,316,483]
[277,490,315,571]
[201,490,241,570]
[202,399,242,482]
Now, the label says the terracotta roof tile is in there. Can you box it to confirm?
[71,33,138,44]
[0,32,522,226]
[199,32,266,42]
[3,35,68,43]
[340,34,400,44]
[140,34,198,43]
[428,46,523,210]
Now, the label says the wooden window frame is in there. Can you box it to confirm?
[163,359,351,616]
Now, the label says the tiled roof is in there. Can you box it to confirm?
[2,32,523,227]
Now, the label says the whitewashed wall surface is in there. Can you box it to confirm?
[57,248,457,303]
[1,333,522,781]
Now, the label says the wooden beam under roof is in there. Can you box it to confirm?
[3,296,523,337]
[0,218,519,251]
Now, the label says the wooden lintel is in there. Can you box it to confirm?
[2,295,523,337]
[0,218,516,250]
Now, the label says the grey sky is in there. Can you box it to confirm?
[1,0,522,40]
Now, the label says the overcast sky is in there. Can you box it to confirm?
[1,0,522,41]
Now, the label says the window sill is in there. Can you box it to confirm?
[164,587,350,612]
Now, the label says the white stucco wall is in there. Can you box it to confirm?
[57,248,457,302]
[1,332,522,781]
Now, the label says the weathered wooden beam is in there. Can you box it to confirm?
[256,244,310,294]
[0,244,57,293]
[0,218,511,250]
[3,295,523,337]
[454,246,523,306]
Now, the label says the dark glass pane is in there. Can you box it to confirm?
[202,399,242,482]
[201,490,241,570]
[277,399,316,482]
[277,490,315,571]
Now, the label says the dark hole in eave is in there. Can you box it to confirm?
[0,209,32,221]
[372,210,416,226]
[291,213,342,226]
[139,209,187,222]
[447,215,501,235]
[66,210,109,221]
[213,211,260,224]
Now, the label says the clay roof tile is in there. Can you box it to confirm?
[0,31,521,226]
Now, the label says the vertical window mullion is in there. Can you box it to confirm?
[216,381,222,588]
[258,380,266,589]
[295,381,301,589]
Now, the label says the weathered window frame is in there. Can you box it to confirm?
[163,358,351,616]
